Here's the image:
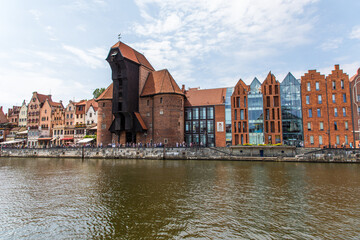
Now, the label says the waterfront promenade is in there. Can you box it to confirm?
[1,146,360,163]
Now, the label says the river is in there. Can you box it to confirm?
[0,158,359,239]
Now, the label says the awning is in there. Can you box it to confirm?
[61,137,74,141]
[90,126,97,130]
[17,130,28,134]
[78,138,95,143]
[0,139,26,145]
[38,137,52,141]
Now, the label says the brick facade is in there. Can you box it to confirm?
[214,105,226,147]
[302,65,353,148]
[350,68,360,145]
[231,79,249,145]
[262,73,282,144]
[97,99,113,146]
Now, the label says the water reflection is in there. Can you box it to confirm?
[0,159,359,239]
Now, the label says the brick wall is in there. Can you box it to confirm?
[231,79,249,145]
[215,105,226,147]
[262,73,282,144]
[97,99,113,146]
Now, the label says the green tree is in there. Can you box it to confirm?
[93,88,105,99]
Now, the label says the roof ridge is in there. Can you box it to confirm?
[159,70,166,93]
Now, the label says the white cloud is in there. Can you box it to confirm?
[320,38,343,51]
[350,25,360,40]
[62,45,107,69]
[132,0,319,87]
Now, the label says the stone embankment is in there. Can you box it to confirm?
[1,146,360,162]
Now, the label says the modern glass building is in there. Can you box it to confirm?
[280,72,303,146]
[225,87,234,145]
[248,78,264,144]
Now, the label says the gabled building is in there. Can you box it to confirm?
[262,72,282,144]
[7,106,20,126]
[27,92,52,147]
[231,79,250,145]
[19,100,27,127]
[350,68,360,145]
[301,65,353,148]
[280,73,303,146]
[85,99,98,125]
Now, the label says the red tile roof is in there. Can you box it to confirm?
[49,101,63,108]
[96,83,113,101]
[86,99,98,112]
[75,100,87,106]
[0,106,9,124]
[134,112,147,130]
[111,41,154,71]
[184,87,227,107]
[37,93,53,104]
[141,69,184,97]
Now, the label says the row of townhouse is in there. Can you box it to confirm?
[0,92,98,147]
[231,64,360,148]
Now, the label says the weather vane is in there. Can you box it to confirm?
[118,33,121,41]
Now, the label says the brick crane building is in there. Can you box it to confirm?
[350,68,360,145]
[96,41,185,146]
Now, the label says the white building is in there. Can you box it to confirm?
[19,100,27,127]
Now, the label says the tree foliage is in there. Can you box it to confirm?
[93,88,106,99]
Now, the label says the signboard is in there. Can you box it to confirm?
[217,122,224,132]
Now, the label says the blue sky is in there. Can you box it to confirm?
[1,0,360,112]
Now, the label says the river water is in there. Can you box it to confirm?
[0,158,359,239]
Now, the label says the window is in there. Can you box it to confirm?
[334,121,338,130]
[332,81,336,90]
[341,80,344,89]
[336,135,340,145]
[310,136,314,144]
[357,95,360,102]
[319,135,323,145]
[200,107,206,119]
[320,122,324,130]
[318,95,322,104]
[237,97,240,108]
[306,96,310,104]
[315,82,319,91]
[160,97,163,104]
[308,109,312,118]
[345,121,348,130]
[307,122,311,131]
[193,108,199,120]
[234,109,237,120]
[343,93,347,103]
[103,103,105,107]
[343,107,346,116]
[307,82,311,91]
[244,97,247,108]
[147,100,149,106]
[334,108,338,117]
[345,135,348,144]
[317,108,321,117]
[207,107,214,119]
[332,94,336,103]
[240,110,244,120]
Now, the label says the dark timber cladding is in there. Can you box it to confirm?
[106,42,154,143]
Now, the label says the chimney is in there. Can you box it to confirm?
[335,64,339,70]
[0,106,2,112]
[182,84,185,93]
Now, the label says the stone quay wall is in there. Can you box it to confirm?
[1,146,360,163]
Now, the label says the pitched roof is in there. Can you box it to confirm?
[37,93,53,104]
[75,100,87,106]
[111,41,154,71]
[0,106,8,124]
[233,79,249,96]
[96,83,113,101]
[134,112,147,130]
[49,101,63,108]
[86,99,98,112]
[184,87,227,107]
[141,69,184,97]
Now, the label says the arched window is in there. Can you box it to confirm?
[160,97,163,104]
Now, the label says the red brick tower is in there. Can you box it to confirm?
[231,79,249,145]
[262,72,282,144]
[96,84,113,146]
[139,69,185,146]
[350,68,360,146]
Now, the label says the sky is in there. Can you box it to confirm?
[1,0,360,112]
